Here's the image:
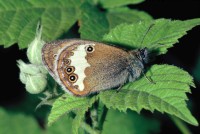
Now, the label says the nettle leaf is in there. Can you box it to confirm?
[0,0,82,49]
[79,3,109,41]
[46,116,73,134]
[46,115,85,134]
[100,0,145,8]
[71,97,97,134]
[99,64,198,126]
[71,107,88,134]
[85,0,99,5]
[79,4,152,41]
[103,18,200,55]
[102,109,160,134]
[106,7,153,29]
[48,94,96,127]
[0,108,41,134]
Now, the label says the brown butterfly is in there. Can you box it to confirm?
[42,39,148,96]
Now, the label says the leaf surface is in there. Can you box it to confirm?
[79,3,109,41]
[102,109,160,134]
[103,18,200,55]
[106,7,152,29]
[100,0,145,8]
[0,108,41,134]
[99,65,198,126]
[0,0,82,48]
[79,4,152,41]
[48,94,96,127]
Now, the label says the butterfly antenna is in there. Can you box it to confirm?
[140,23,155,47]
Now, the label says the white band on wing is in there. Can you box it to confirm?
[69,44,94,91]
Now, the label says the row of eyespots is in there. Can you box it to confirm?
[65,45,94,83]
[64,59,78,83]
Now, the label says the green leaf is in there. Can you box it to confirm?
[85,0,99,5]
[71,96,96,134]
[48,94,96,127]
[103,18,200,55]
[100,0,145,8]
[99,64,198,126]
[46,111,85,134]
[79,4,152,41]
[0,0,82,49]
[46,116,73,134]
[102,109,160,134]
[71,108,87,134]
[0,108,41,134]
[79,3,109,41]
[106,7,153,29]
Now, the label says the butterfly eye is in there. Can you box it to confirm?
[138,48,148,63]
[85,45,95,53]
[69,74,78,83]
[65,66,75,74]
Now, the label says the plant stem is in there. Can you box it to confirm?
[81,122,100,134]
[98,105,108,131]
[170,116,192,134]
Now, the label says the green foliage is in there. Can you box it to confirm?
[48,94,96,126]
[79,4,152,41]
[99,0,145,8]
[102,109,160,134]
[46,116,85,134]
[0,108,41,134]
[103,18,200,55]
[99,64,198,126]
[0,107,83,134]
[106,7,153,29]
[1,0,200,134]
[79,3,109,41]
[0,0,81,48]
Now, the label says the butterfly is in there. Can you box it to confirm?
[42,39,148,96]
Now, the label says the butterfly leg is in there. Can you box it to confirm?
[116,84,123,92]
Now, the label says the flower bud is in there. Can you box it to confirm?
[19,71,27,84]
[17,60,48,94]
[17,60,41,75]
[27,23,45,65]
[25,74,47,94]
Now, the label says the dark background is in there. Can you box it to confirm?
[0,0,200,134]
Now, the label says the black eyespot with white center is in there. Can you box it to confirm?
[67,67,72,72]
[85,45,95,53]
[69,74,78,83]
[65,66,75,74]
[70,75,75,81]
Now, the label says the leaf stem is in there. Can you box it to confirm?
[170,116,192,134]
[81,122,100,134]
[98,105,108,131]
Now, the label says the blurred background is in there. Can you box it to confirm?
[0,0,199,133]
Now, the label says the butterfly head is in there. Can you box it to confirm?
[137,47,148,64]
[129,47,148,64]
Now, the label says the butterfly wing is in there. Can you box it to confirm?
[55,40,131,96]
[42,39,79,78]
[84,42,130,94]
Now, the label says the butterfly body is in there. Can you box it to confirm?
[42,39,148,96]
